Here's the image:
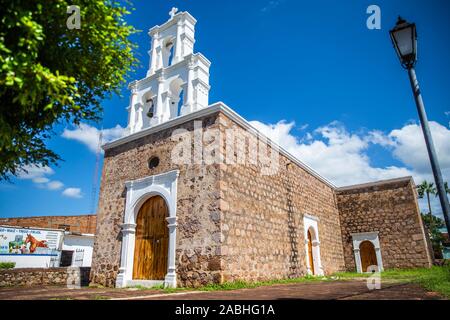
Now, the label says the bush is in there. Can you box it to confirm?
[0,262,16,269]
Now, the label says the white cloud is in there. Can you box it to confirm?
[16,165,65,191]
[249,118,450,217]
[62,187,83,199]
[250,120,413,187]
[382,122,450,219]
[62,123,127,153]
[17,165,54,180]
[250,120,299,146]
[388,121,450,182]
[47,180,64,191]
[260,0,283,13]
[32,177,50,184]
[366,130,395,147]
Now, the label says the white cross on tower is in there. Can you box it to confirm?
[169,7,178,19]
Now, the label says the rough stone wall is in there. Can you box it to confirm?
[0,215,96,234]
[90,114,222,287]
[216,113,346,282]
[92,108,432,288]
[0,267,90,287]
[91,110,349,287]
[336,178,433,271]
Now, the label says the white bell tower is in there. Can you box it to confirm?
[127,8,211,134]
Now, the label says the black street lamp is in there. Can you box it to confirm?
[390,17,450,235]
[390,17,417,69]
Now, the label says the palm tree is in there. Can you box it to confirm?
[435,182,449,199]
[417,181,437,230]
[432,181,449,216]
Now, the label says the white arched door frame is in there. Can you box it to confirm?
[115,170,179,288]
[351,232,384,273]
[303,214,324,276]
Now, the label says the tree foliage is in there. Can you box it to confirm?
[0,0,138,179]
[417,181,436,216]
[421,213,445,258]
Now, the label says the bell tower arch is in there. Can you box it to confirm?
[127,8,211,134]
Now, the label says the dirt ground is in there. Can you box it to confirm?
[0,279,444,300]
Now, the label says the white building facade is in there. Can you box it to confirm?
[0,225,63,268]
[0,225,94,268]
[61,233,95,268]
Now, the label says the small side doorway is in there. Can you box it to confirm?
[307,230,315,274]
[360,241,378,272]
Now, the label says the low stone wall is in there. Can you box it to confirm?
[0,267,90,287]
[0,215,96,234]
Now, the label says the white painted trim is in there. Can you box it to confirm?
[103,101,335,189]
[304,214,320,222]
[351,232,384,273]
[64,232,95,238]
[116,170,179,288]
[148,11,197,36]
[303,215,324,276]
[350,231,379,238]
[126,280,164,288]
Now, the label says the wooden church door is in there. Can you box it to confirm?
[133,196,169,280]
[308,230,315,274]
[359,241,378,272]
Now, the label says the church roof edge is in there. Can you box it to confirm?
[102,102,336,189]
[336,176,414,193]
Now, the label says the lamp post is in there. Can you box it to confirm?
[390,17,450,234]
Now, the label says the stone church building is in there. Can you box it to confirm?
[90,10,432,288]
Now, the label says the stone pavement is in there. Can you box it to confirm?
[0,280,444,300]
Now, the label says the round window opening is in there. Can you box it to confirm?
[148,156,160,169]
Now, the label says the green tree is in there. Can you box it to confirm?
[433,182,450,198]
[421,213,445,259]
[0,0,138,180]
[417,181,437,227]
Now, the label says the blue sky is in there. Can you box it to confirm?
[1,0,449,218]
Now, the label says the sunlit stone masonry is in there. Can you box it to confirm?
[90,9,432,288]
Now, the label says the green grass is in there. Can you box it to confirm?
[198,275,330,291]
[334,265,450,298]
[161,274,337,293]
[126,284,164,290]
[84,266,449,299]
[88,274,338,294]
[93,295,111,300]
[159,266,450,297]
[0,262,15,269]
